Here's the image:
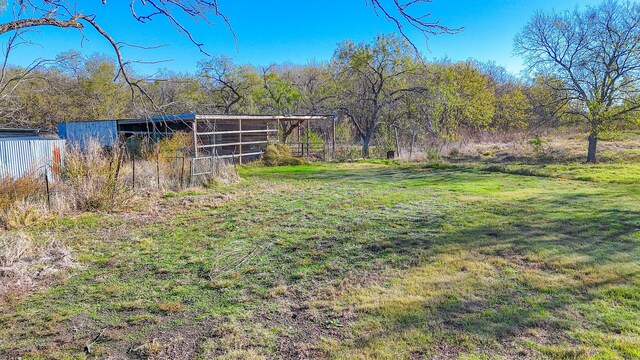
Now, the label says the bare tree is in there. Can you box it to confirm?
[368,0,461,49]
[0,0,232,108]
[0,0,456,127]
[515,0,640,163]
[197,56,259,114]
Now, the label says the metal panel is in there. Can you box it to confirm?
[0,138,66,179]
[58,120,118,148]
[0,128,42,138]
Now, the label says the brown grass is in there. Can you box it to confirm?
[63,141,131,211]
[0,232,75,305]
[0,172,43,209]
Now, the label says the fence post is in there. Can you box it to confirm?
[132,155,136,189]
[44,168,51,210]
[180,156,185,189]
[156,142,161,190]
[114,146,125,185]
[306,119,310,158]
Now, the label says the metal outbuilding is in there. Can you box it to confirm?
[0,130,65,179]
[57,120,118,148]
[59,114,336,163]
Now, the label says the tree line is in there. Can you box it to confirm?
[0,34,577,157]
[2,1,640,162]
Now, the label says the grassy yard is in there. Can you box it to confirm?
[1,161,639,359]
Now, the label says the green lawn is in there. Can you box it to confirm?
[1,161,639,359]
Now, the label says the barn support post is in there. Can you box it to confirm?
[332,118,336,161]
[306,119,310,158]
[297,121,301,156]
[192,118,198,159]
[213,119,217,162]
[239,118,243,165]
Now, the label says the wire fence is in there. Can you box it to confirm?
[1,141,240,229]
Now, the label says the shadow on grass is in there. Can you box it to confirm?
[2,164,639,358]
[240,165,640,356]
[315,177,640,357]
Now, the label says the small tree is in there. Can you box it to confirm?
[416,62,495,141]
[332,34,417,157]
[515,0,640,163]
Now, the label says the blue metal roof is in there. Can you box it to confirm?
[151,113,196,122]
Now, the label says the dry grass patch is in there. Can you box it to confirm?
[0,232,75,304]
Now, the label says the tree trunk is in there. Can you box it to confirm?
[362,125,375,158]
[362,135,371,158]
[393,126,400,158]
[409,132,416,160]
[587,134,598,163]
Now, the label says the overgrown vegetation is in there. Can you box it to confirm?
[0,135,239,230]
[63,142,131,211]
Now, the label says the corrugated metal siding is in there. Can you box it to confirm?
[0,139,66,179]
[58,120,118,148]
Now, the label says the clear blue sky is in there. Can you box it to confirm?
[1,0,602,76]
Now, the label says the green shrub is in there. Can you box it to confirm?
[528,136,547,157]
[426,147,442,161]
[263,144,306,166]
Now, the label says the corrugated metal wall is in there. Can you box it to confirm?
[58,120,118,148]
[0,138,66,179]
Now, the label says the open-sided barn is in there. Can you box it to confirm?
[58,114,335,164]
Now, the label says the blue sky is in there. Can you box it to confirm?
[1,0,602,76]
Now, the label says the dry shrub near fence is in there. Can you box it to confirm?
[1,200,48,230]
[0,172,43,210]
[64,141,131,211]
[0,173,53,229]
